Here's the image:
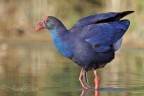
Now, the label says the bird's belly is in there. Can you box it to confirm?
[73,47,115,70]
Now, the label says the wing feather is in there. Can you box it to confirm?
[71,11,133,29]
[84,20,130,52]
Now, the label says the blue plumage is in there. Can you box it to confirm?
[49,27,73,58]
[83,20,130,52]
[72,11,132,28]
[35,11,134,70]
[35,11,134,89]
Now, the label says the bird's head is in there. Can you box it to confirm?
[35,16,57,31]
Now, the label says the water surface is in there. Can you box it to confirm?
[0,40,144,96]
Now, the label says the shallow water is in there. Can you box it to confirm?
[0,40,144,96]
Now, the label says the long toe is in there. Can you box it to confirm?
[83,82,92,89]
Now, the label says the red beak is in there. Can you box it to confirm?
[35,21,45,31]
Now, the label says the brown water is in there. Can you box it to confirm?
[0,40,144,96]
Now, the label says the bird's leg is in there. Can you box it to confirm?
[93,70,100,89]
[79,69,87,89]
[79,68,91,89]
[86,72,89,83]
[82,69,91,88]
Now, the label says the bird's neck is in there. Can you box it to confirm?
[49,18,67,34]
[49,20,67,40]
[49,19,67,44]
[49,23,73,58]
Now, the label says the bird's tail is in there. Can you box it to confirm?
[115,11,134,20]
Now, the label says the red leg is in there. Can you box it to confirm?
[79,68,91,89]
[93,70,100,89]
[79,69,88,89]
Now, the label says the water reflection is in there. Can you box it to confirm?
[80,89,99,96]
[80,86,144,96]
[0,41,144,96]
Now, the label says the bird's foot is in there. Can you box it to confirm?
[79,68,92,89]
[79,78,91,89]
[82,84,89,89]
[83,82,92,89]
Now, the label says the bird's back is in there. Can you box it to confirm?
[69,11,134,70]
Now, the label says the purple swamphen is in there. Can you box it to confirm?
[35,11,134,89]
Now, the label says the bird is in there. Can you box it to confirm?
[35,11,134,89]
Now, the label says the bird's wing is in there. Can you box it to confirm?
[70,11,133,29]
[83,20,130,52]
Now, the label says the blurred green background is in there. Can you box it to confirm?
[0,0,144,46]
[0,0,144,96]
